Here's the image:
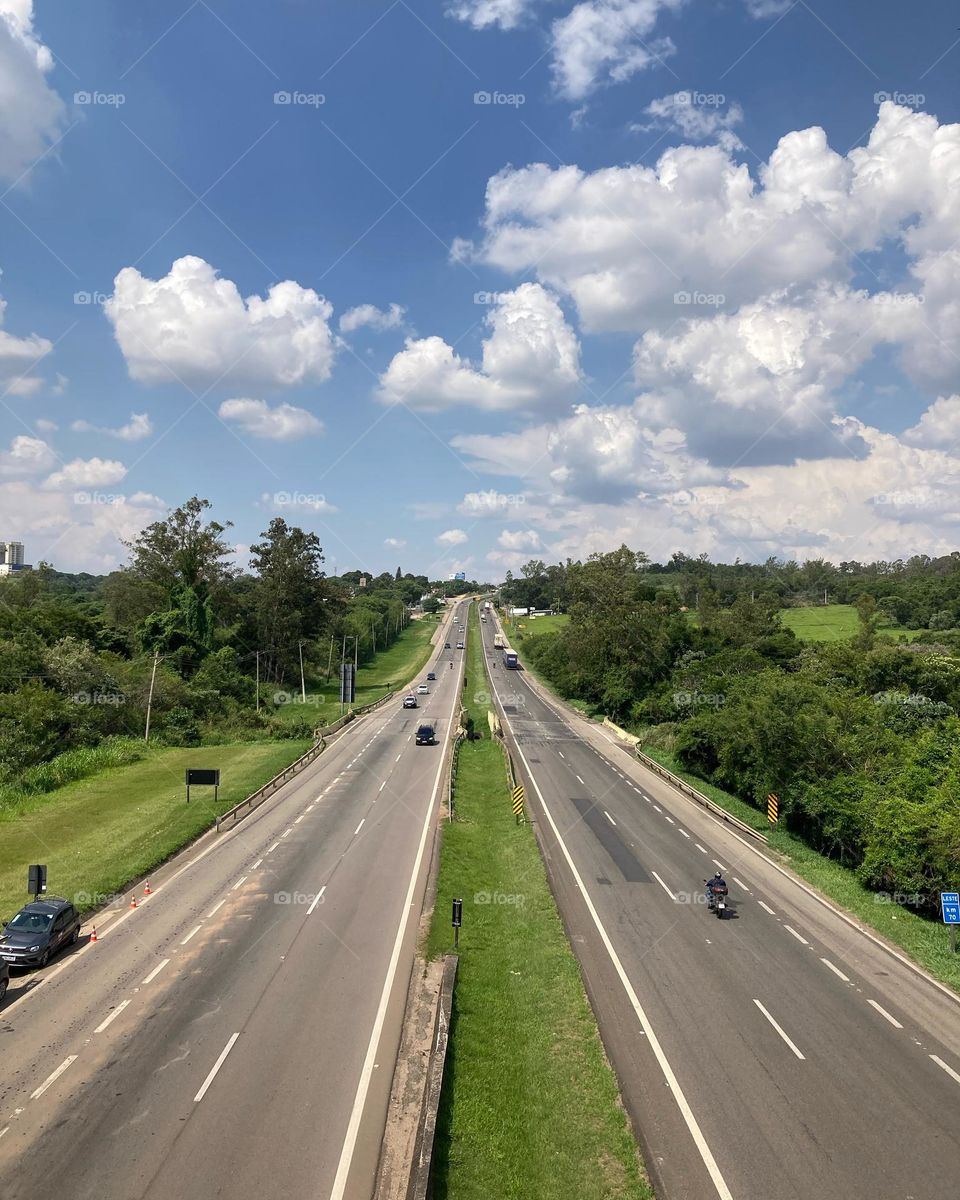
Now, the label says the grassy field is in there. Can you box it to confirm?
[780,604,926,642]
[272,615,441,725]
[638,745,960,995]
[427,604,651,1200]
[0,740,310,924]
[503,612,570,641]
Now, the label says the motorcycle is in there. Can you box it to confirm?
[704,881,728,919]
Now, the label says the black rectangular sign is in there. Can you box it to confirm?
[185,769,221,786]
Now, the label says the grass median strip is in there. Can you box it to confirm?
[426,603,652,1200]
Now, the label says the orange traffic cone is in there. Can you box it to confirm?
[90,926,98,942]
[129,895,137,909]
[143,882,152,896]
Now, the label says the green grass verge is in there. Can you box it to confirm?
[271,615,441,725]
[0,740,310,924]
[780,604,925,642]
[427,604,652,1200]
[637,744,960,994]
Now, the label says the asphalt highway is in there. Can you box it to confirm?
[0,602,468,1200]
[484,611,960,1200]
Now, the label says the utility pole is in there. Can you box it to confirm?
[144,650,160,742]
[298,640,306,703]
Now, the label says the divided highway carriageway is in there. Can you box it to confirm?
[482,611,960,1200]
[0,603,468,1200]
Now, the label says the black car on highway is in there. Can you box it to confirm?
[415,724,436,745]
[0,897,82,969]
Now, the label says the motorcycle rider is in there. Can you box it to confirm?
[706,871,728,909]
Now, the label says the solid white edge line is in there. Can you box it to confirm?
[307,886,327,915]
[94,998,130,1034]
[820,958,850,982]
[31,1055,77,1100]
[180,924,202,945]
[497,700,735,1200]
[753,999,806,1060]
[866,998,903,1029]
[758,901,776,915]
[783,924,809,946]
[651,871,677,902]
[194,1032,241,1103]
[142,958,171,985]
[930,1055,960,1085]
[329,612,465,1200]
[207,898,228,918]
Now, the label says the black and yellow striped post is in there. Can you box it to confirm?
[512,784,525,824]
[767,792,779,824]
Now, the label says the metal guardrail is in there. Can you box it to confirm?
[215,690,397,831]
[632,746,769,844]
[446,705,467,821]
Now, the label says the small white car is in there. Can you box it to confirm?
[416,683,429,694]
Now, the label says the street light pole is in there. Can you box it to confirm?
[144,649,160,742]
[298,640,306,703]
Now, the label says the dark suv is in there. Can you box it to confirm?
[0,898,82,969]
[416,724,436,745]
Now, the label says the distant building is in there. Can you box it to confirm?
[0,541,31,576]
[358,575,367,588]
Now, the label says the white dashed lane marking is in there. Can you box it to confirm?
[31,1056,77,1100]
[94,999,130,1034]
[141,959,170,985]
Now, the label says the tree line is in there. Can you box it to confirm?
[0,496,485,786]
[509,547,960,916]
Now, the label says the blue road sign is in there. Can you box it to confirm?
[941,892,960,924]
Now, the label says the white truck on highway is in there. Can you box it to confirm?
[493,632,505,649]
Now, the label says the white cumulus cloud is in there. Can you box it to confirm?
[0,434,55,476]
[497,528,542,551]
[218,398,323,440]
[0,295,54,395]
[550,0,682,101]
[339,302,406,334]
[447,0,536,29]
[0,2,66,184]
[436,528,469,546]
[636,91,743,146]
[105,257,339,389]
[378,283,581,412]
[71,412,153,442]
[44,456,127,490]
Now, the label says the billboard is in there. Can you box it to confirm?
[454,571,466,581]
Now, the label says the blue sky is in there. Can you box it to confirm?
[2,0,960,576]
